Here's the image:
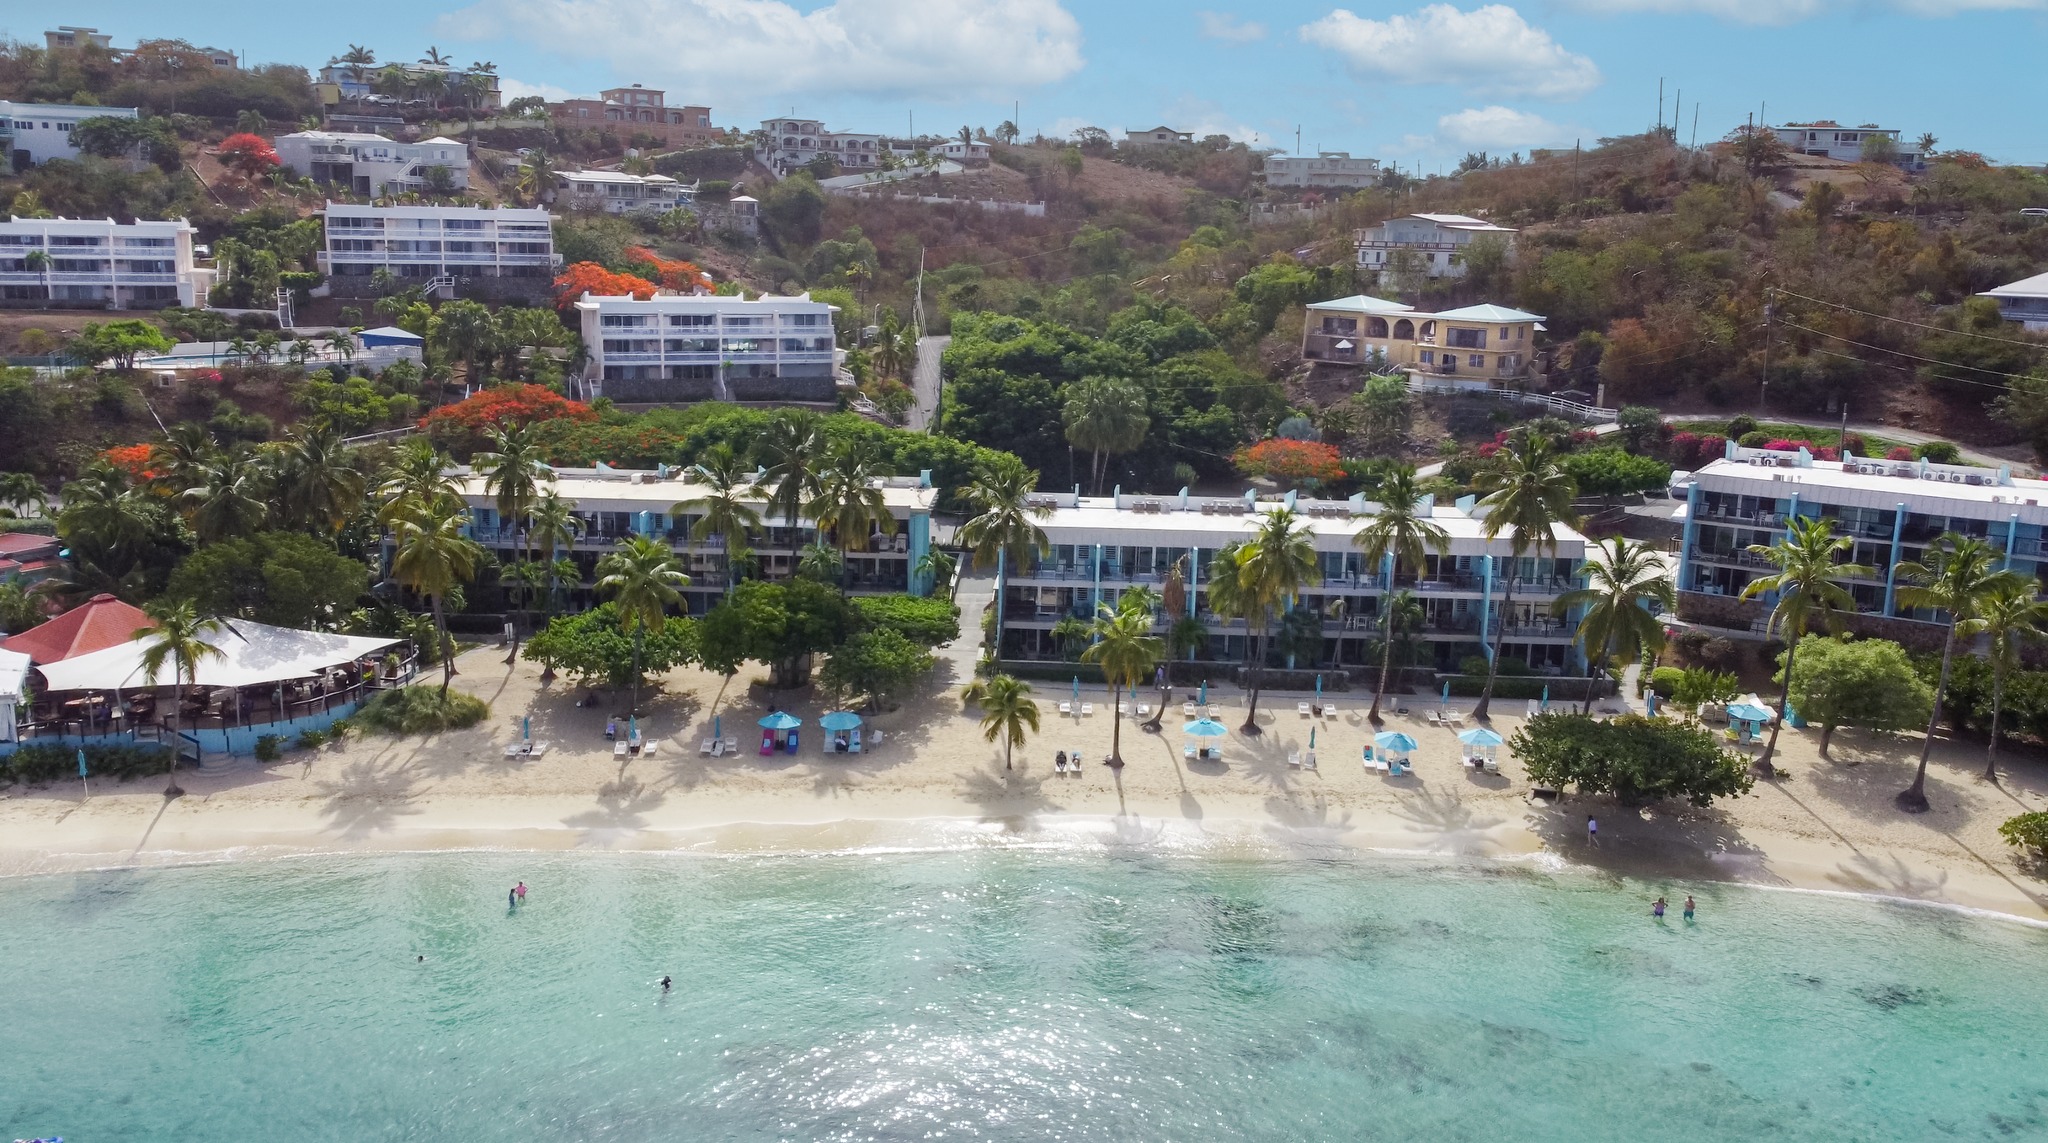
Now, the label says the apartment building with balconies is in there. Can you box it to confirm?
[0,101,139,172]
[554,169,692,215]
[1980,271,2048,332]
[550,86,717,149]
[1355,213,1516,279]
[1675,443,2048,634]
[1300,296,1539,383]
[319,203,554,296]
[996,490,1589,674]
[276,131,469,197]
[446,465,938,606]
[0,215,213,309]
[575,292,840,404]
[1264,151,1380,189]
[757,118,885,175]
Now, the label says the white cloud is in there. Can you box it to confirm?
[1437,105,1566,148]
[499,77,577,103]
[1564,0,2044,24]
[1197,11,1268,42]
[438,0,1085,101]
[1299,5,1600,100]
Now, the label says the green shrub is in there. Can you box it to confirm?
[1999,811,2048,852]
[1645,666,1685,698]
[1914,441,1962,464]
[1,742,172,785]
[295,728,329,750]
[1460,654,1533,677]
[851,594,961,647]
[254,735,282,762]
[1725,414,1759,440]
[1738,431,1770,448]
[358,687,491,735]
[1558,447,1672,496]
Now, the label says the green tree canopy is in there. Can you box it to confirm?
[1511,712,1754,807]
[1782,635,1932,757]
[850,594,961,646]
[695,578,854,687]
[819,627,935,712]
[70,320,173,370]
[161,531,368,629]
[522,602,697,691]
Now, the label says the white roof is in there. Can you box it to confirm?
[1693,455,2048,518]
[1307,294,1414,314]
[563,169,681,186]
[35,620,404,693]
[1407,213,1517,233]
[1982,271,2048,301]
[454,469,935,516]
[1027,498,1584,556]
[0,648,29,702]
[1433,303,1545,323]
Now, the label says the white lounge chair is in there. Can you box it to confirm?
[1116,702,1127,716]
[613,740,628,759]
[722,736,738,754]
[1184,744,1196,760]
[1482,756,1501,775]
[1297,702,1312,717]
[1426,710,1443,727]
[640,740,655,758]
[700,738,715,756]
[1054,755,1068,774]
[1059,701,1073,716]
[1447,712,1465,728]
[1527,700,1540,718]
[1287,750,1301,768]
[1081,703,1094,717]
[1182,702,1197,717]
[1321,703,1338,719]
[1303,751,1317,771]
[1137,703,1150,717]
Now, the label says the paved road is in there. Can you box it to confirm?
[908,335,950,433]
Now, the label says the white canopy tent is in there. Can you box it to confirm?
[0,648,29,743]
[34,620,404,693]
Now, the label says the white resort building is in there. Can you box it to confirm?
[1300,295,1540,384]
[554,170,692,215]
[0,215,213,309]
[447,465,939,606]
[1265,152,1380,189]
[575,291,840,404]
[1355,213,1517,279]
[0,101,139,171]
[275,131,469,196]
[996,490,1591,676]
[319,203,555,295]
[1675,441,2048,637]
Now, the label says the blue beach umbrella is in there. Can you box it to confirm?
[522,715,530,742]
[819,711,864,731]
[1315,675,1323,705]
[1073,676,1081,703]
[1540,685,1549,713]
[1183,718,1229,737]
[1374,731,1419,753]
[77,748,88,777]
[1199,679,1208,705]
[629,715,638,740]
[1645,691,1658,717]
[1440,680,1450,709]
[758,711,802,730]
[713,714,722,741]
[1726,701,1775,724]
[1457,727,1505,747]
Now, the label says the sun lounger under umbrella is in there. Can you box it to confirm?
[1183,716,1227,760]
[820,710,863,753]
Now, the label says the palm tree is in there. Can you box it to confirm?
[594,536,689,716]
[969,673,1040,771]
[427,300,499,394]
[1894,535,2025,812]
[809,449,892,593]
[547,556,581,618]
[1555,537,1675,713]
[512,147,557,206]
[474,422,553,544]
[55,461,154,586]
[184,449,271,543]
[1739,517,1873,777]
[1081,603,1165,767]
[335,44,376,101]
[419,45,452,66]
[1977,579,2048,783]
[1205,540,1253,678]
[388,494,485,694]
[272,423,365,536]
[914,547,958,600]
[674,442,762,590]
[1234,507,1318,733]
[1471,429,1580,722]
[956,464,1052,669]
[1060,375,1150,495]
[1351,464,1450,721]
[527,490,583,587]
[755,409,825,559]
[796,542,842,585]
[376,437,459,520]
[132,600,225,797]
[0,471,48,519]
[152,421,219,497]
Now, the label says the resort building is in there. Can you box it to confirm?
[1124,126,1193,148]
[549,86,717,149]
[319,203,555,291]
[0,101,139,172]
[0,533,65,588]
[1979,271,2048,332]
[0,215,214,309]
[574,291,840,404]
[1355,213,1517,279]
[1300,295,1540,383]
[554,169,692,215]
[1264,152,1381,189]
[1675,442,2048,632]
[996,490,1590,674]
[0,593,151,665]
[447,465,939,607]
[756,118,885,175]
[45,26,237,68]
[1769,121,1921,167]
[275,131,469,196]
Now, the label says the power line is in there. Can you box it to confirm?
[1770,287,2048,352]
[1776,319,2037,392]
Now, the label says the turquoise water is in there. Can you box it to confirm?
[3,849,2046,1142]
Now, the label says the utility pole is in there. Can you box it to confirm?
[1657,78,1664,134]
[1295,124,1302,156]
[913,246,927,340]
[1691,103,1700,149]
[1761,289,1775,413]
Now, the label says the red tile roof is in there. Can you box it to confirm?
[0,594,154,665]
[0,532,59,557]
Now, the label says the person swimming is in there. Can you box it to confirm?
[1683,895,1696,922]
[660,975,672,992]
[1652,896,1667,918]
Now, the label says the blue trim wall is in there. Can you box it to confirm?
[0,696,370,759]
[907,512,931,597]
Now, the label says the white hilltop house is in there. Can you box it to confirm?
[274,131,469,196]
[1355,213,1517,280]
[0,215,213,309]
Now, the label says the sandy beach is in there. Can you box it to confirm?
[4,636,2047,924]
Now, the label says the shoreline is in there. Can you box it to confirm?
[5,647,2047,925]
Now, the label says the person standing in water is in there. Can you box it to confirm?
[515,881,528,904]
[1652,896,1667,919]
[508,886,517,908]
[660,976,672,993]
[1683,895,1696,923]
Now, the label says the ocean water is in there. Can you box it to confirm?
[2,847,2045,1142]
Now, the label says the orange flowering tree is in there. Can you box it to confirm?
[421,384,598,453]
[217,133,281,181]
[624,246,713,293]
[552,262,658,311]
[103,444,159,482]
[1233,439,1343,487]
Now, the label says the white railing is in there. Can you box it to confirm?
[1405,379,1617,424]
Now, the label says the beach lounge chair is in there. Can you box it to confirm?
[639,741,654,758]
[503,743,528,759]
[701,738,715,756]
[1184,744,1196,760]
[1081,703,1094,717]
[711,739,725,757]
[1321,703,1337,719]
[1137,703,1151,717]
[614,740,629,759]
[1072,745,1083,766]
[1287,750,1301,768]
[723,736,738,754]
[760,733,775,755]
[1059,701,1073,716]
[1482,756,1501,775]
[1426,710,1443,727]
[1116,702,1127,716]
[1183,702,1197,717]
[1304,751,1317,771]
[1055,755,1068,774]
[1527,700,1540,718]
[786,730,799,753]
[1297,702,1312,717]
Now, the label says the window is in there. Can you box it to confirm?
[601,315,648,327]
[1467,355,1484,368]
[1420,351,1435,364]
[666,313,715,328]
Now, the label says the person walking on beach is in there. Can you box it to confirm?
[515,881,528,905]
[1683,895,1696,923]
[1652,896,1667,919]
[1586,815,1599,847]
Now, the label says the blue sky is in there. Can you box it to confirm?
[14,1,2048,168]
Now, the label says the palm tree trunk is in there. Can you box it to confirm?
[1756,632,1797,779]
[432,592,455,694]
[1474,574,1517,722]
[1370,604,1395,723]
[1898,623,1957,812]
[630,627,644,716]
[163,671,185,797]
[1109,680,1124,765]
[1987,662,2007,783]
[1241,611,1269,734]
